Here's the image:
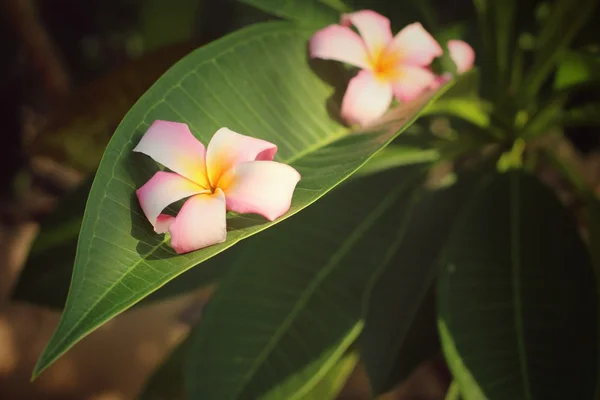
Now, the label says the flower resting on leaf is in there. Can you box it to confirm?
[310,10,474,127]
[134,121,301,254]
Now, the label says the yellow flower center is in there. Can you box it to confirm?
[371,49,402,81]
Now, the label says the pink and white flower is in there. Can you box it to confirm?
[134,120,301,254]
[310,10,443,126]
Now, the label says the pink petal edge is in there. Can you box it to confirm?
[219,160,301,221]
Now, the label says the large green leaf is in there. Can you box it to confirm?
[33,21,450,378]
[438,171,598,399]
[184,165,425,399]
[360,171,484,395]
[14,140,435,310]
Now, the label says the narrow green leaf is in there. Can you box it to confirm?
[184,166,425,399]
[423,98,491,128]
[520,0,597,101]
[438,171,598,399]
[296,350,359,400]
[238,0,340,28]
[554,51,600,91]
[33,22,451,378]
[445,381,463,400]
[472,0,520,99]
[422,69,491,128]
[354,143,439,179]
[361,171,484,395]
[520,94,568,140]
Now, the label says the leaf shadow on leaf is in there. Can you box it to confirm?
[123,152,177,259]
[306,54,355,127]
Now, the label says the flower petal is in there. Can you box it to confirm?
[392,66,436,102]
[309,25,370,69]
[155,214,175,234]
[448,40,475,74]
[168,189,227,254]
[206,127,278,188]
[219,161,301,221]
[136,171,207,231]
[133,120,210,188]
[341,10,392,61]
[341,70,393,126]
[387,22,442,67]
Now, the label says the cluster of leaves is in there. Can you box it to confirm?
[12,0,600,398]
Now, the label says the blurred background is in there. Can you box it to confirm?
[0,0,599,399]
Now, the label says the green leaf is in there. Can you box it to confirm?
[520,94,568,140]
[520,0,597,101]
[554,51,600,91]
[423,98,491,128]
[354,143,439,179]
[139,339,359,400]
[472,0,519,99]
[296,350,359,400]
[445,381,463,400]
[422,69,491,128]
[438,171,598,399]
[361,171,484,395]
[238,0,340,28]
[33,22,450,378]
[184,166,425,399]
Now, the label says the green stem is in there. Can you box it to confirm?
[445,380,462,400]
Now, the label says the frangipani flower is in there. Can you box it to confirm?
[430,39,475,89]
[134,120,301,254]
[310,10,443,126]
